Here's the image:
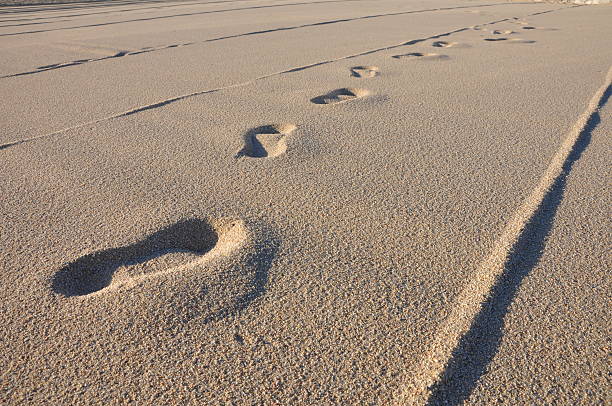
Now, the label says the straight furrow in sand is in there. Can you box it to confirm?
[393,65,612,406]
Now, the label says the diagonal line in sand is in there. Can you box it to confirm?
[0,8,568,151]
[392,65,612,406]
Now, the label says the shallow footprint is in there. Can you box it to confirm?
[522,26,557,31]
[310,88,369,105]
[392,52,449,61]
[432,41,470,48]
[491,29,516,35]
[512,19,529,26]
[52,218,247,297]
[484,38,536,44]
[350,66,380,78]
[237,123,297,158]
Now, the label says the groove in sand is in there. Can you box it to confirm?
[393,66,612,405]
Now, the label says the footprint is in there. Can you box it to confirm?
[52,218,247,297]
[392,52,449,61]
[522,26,557,31]
[310,88,369,105]
[491,30,516,35]
[350,66,380,78]
[237,123,297,158]
[512,19,529,26]
[432,41,470,48]
[484,38,536,44]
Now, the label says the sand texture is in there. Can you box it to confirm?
[0,0,611,404]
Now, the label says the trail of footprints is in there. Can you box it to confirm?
[53,15,551,302]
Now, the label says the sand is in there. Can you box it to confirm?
[0,0,610,404]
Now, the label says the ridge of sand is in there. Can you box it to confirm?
[394,66,612,405]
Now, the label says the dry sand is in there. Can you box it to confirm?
[0,0,610,404]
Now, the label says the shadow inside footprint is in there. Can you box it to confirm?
[310,88,369,105]
[392,52,449,61]
[351,66,379,78]
[53,218,243,297]
[237,123,297,158]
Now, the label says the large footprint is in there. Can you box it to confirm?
[392,52,449,61]
[310,88,369,105]
[52,218,247,297]
[237,123,297,158]
[350,66,380,78]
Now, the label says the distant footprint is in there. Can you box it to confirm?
[237,123,297,158]
[484,38,536,44]
[52,218,247,297]
[522,26,557,31]
[351,66,380,78]
[512,19,529,26]
[491,29,516,35]
[310,88,369,105]
[432,41,470,48]
[392,52,449,61]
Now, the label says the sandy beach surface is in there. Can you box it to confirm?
[1,0,610,404]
